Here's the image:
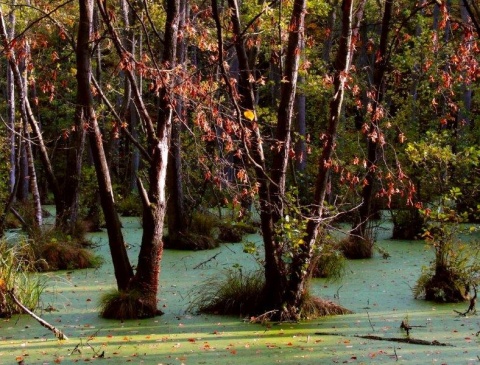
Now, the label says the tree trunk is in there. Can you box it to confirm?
[96,0,181,317]
[285,0,355,317]
[215,0,308,319]
[352,0,393,243]
[6,1,15,194]
[62,43,88,231]
[166,0,188,244]
[22,117,42,227]
[20,37,42,226]
[128,0,180,316]
[77,0,134,290]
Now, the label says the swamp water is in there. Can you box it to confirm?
[1,217,479,364]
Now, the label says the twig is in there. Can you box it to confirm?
[393,346,398,361]
[454,286,477,316]
[193,252,221,269]
[248,310,278,324]
[9,207,27,227]
[334,285,343,301]
[366,310,375,332]
[7,289,68,340]
[70,343,81,355]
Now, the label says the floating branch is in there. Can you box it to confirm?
[7,289,68,340]
[315,332,453,347]
[193,252,221,269]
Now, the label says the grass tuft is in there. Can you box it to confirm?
[0,239,45,317]
[299,294,352,318]
[189,268,265,317]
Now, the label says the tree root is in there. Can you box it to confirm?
[454,286,477,316]
[315,332,453,347]
[7,289,68,340]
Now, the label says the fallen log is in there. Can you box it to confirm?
[7,289,68,340]
[315,332,453,346]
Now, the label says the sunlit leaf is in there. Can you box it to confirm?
[243,110,255,121]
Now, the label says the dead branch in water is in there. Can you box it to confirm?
[193,252,221,269]
[315,332,453,346]
[7,289,68,340]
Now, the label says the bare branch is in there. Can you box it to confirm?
[91,75,152,163]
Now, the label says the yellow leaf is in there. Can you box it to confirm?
[243,110,255,121]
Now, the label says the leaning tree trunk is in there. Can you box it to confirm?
[285,0,357,315]
[77,0,134,291]
[20,37,42,226]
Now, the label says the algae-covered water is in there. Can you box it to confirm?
[1,217,480,364]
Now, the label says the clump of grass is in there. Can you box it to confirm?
[37,241,102,271]
[190,267,351,320]
[339,235,374,259]
[29,227,102,271]
[413,226,479,302]
[189,268,265,317]
[164,211,221,250]
[299,292,352,318]
[218,221,257,243]
[310,236,346,281]
[190,211,220,237]
[163,232,218,250]
[99,288,162,319]
[0,239,45,318]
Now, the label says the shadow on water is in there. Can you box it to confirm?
[1,215,479,364]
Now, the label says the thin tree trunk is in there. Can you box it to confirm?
[62,48,88,231]
[0,9,63,225]
[6,1,15,194]
[20,36,42,226]
[166,0,187,243]
[353,0,393,242]
[22,119,42,226]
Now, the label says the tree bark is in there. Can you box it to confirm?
[130,0,180,315]
[166,0,188,244]
[96,0,181,317]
